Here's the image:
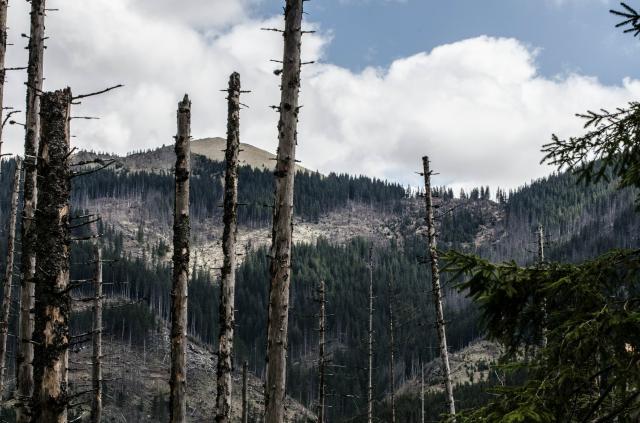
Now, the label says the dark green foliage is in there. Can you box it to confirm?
[71,155,406,227]
[494,169,639,265]
[235,237,480,421]
[542,105,640,207]
[443,249,640,421]
[440,208,484,244]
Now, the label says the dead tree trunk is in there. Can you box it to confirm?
[17,1,46,420]
[31,88,72,423]
[537,224,547,348]
[169,94,191,423]
[264,1,304,422]
[0,157,21,397]
[387,276,395,423]
[317,279,326,423]
[90,241,102,423]
[0,0,8,167]
[421,362,425,423]
[215,72,241,423]
[242,361,249,423]
[422,156,456,418]
[367,246,374,423]
[537,224,544,265]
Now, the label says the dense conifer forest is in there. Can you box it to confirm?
[1,0,640,421]
[2,151,638,421]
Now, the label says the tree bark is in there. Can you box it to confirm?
[264,1,304,422]
[367,246,374,423]
[169,94,191,423]
[215,72,241,423]
[0,0,8,170]
[422,156,456,418]
[242,361,248,423]
[90,242,102,423]
[387,276,395,423]
[0,157,21,398]
[31,87,72,423]
[17,1,46,420]
[317,279,326,423]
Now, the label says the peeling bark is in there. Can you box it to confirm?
[264,1,304,422]
[17,1,46,420]
[90,241,102,423]
[422,156,456,418]
[31,88,72,423]
[169,94,190,423]
[0,158,21,397]
[215,72,241,423]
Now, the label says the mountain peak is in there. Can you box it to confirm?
[74,137,308,173]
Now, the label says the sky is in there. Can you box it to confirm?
[2,0,640,191]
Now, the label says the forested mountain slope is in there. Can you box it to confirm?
[0,143,638,421]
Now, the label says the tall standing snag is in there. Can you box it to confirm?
[264,1,304,422]
[242,361,249,423]
[367,246,374,423]
[421,362,425,423]
[31,88,72,423]
[0,158,21,397]
[317,279,326,423]
[17,1,46,420]
[387,276,396,423]
[422,156,456,418]
[169,94,191,423]
[91,236,103,423]
[0,0,9,166]
[216,72,241,423]
[537,224,547,348]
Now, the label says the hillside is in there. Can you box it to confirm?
[75,137,308,173]
[0,146,639,421]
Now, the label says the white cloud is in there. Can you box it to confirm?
[299,36,640,189]
[1,1,638,191]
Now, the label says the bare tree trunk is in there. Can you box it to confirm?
[387,277,395,423]
[422,156,456,418]
[0,0,8,169]
[0,158,21,397]
[421,362,425,423]
[264,1,304,422]
[169,94,191,423]
[242,361,248,423]
[317,280,326,423]
[31,87,72,423]
[537,224,547,348]
[17,1,46,420]
[90,242,102,423]
[367,247,374,423]
[537,224,544,265]
[216,72,241,423]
